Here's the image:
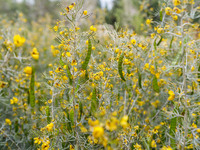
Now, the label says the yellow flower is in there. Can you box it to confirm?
[54,26,58,31]
[83,10,87,15]
[80,126,88,133]
[41,141,50,150]
[46,123,54,131]
[161,146,173,150]
[172,15,178,21]
[66,52,71,57]
[13,34,26,47]
[71,60,77,66]
[24,66,32,75]
[93,126,104,138]
[151,140,157,148]
[168,90,175,101]
[157,28,163,34]
[105,117,119,131]
[173,7,181,14]
[31,47,39,60]
[131,39,136,45]
[0,81,7,88]
[88,119,99,127]
[5,119,12,125]
[196,129,200,133]
[173,0,181,6]
[146,19,152,25]
[134,143,142,150]
[34,137,42,144]
[165,7,172,15]
[90,25,97,32]
[120,115,129,128]
[10,97,18,104]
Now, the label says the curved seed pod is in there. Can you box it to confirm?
[79,101,83,119]
[66,110,72,131]
[160,9,163,21]
[91,88,97,113]
[46,106,51,123]
[152,75,160,93]
[69,109,74,126]
[170,117,177,149]
[170,36,174,49]
[118,53,126,81]
[198,65,200,85]
[82,39,92,70]
[30,66,35,108]
[154,39,157,51]
[59,55,73,85]
[14,120,19,133]
[157,36,163,46]
[138,69,142,89]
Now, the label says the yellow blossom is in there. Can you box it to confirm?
[13,34,26,47]
[151,140,157,148]
[131,39,136,45]
[90,25,97,32]
[173,0,181,6]
[46,123,54,131]
[5,119,12,125]
[105,117,119,131]
[31,47,39,60]
[93,126,104,138]
[24,66,32,75]
[120,115,129,128]
[168,90,175,101]
[83,10,87,15]
[165,7,172,15]
[34,137,42,144]
[146,19,152,25]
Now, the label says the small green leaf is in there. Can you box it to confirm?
[118,53,126,81]
[152,75,160,93]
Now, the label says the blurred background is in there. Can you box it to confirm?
[0,0,199,34]
[0,0,162,33]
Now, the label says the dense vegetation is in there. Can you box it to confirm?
[0,0,200,149]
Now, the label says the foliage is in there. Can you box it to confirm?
[0,0,200,150]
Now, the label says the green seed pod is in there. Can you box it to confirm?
[152,75,160,93]
[118,53,126,81]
